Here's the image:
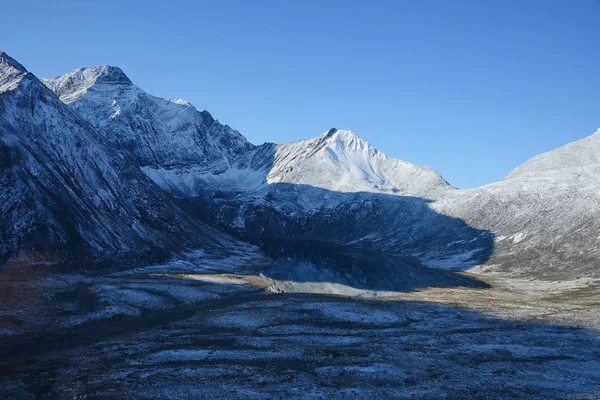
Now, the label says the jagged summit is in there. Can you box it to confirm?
[306,128,361,144]
[0,51,27,73]
[0,51,30,92]
[283,129,375,157]
[324,129,375,152]
[90,65,131,85]
[41,65,132,104]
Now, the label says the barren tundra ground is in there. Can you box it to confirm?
[1,254,599,399]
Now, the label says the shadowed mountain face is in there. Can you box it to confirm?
[176,184,494,292]
[262,251,490,293]
[179,182,494,263]
[0,52,253,269]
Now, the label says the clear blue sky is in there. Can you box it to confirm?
[2,0,599,188]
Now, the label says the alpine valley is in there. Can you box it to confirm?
[2,52,600,399]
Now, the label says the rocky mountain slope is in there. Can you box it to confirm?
[0,52,243,269]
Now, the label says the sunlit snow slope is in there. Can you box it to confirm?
[434,130,600,279]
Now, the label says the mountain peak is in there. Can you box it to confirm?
[91,65,132,85]
[49,65,132,86]
[0,51,31,93]
[320,129,374,153]
[42,65,132,103]
[0,51,27,73]
[320,128,360,141]
[330,129,361,141]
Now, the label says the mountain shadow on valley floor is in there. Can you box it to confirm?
[175,179,496,293]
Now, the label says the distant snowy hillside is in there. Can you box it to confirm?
[505,129,600,180]
[434,129,600,279]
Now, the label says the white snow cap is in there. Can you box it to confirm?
[323,129,375,151]
[169,98,193,107]
[264,127,452,199]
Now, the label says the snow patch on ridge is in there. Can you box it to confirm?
[169,97,192,106]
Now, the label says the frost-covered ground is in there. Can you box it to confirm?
[1,259,600,399]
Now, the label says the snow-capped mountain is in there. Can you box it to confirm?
[141,128,453,204]
[6,52,596,287]
[263,128,451,199]
[42,66,494,283]
[0,52,234,268]
[43,67,451,201]
[141,128,452,202]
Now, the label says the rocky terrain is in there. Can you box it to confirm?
[1,258,599,399]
